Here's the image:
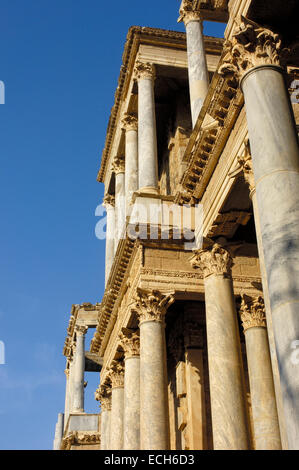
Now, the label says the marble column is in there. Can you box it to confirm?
[120,329,140,450]
[53,413,64,450]
[238,142,288,447]
[113,156,125,251]
[97,384,112,451]
[63,368,70,428]
[103,194,115,285]
[73,326,87,413]
[219,17,299,449]
[191,244,250,449]
[134,61,158,193]
[109,360,125,450]
[178,3,209,127]
[134,289,175,450]
[240,295,281,450]
[121,114,138,215]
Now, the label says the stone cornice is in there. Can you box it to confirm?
[61,431,101,450]
[239,294,267,332]
[175,64,242,203]
[219,16,282,82]
[97,26,223,184]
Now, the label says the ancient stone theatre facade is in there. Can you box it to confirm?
[54,0,299,451]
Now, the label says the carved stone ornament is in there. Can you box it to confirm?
[75,325,88,337]
[134,61,156,81]
[95,384,112,411]
[121,113,138,132]
[107,360,125,388]
[103,193,115,208]
[119,328,140,359]
[237,139,255,195]
[112,155,125,174]
[239,294,267,332]
[219,16,282,81]
[190,243,233,278]
[133,288,175,325]
[177,0,202,25]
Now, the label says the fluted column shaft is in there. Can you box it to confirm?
[240,296,281,450]
[103,195,115,284]
[109,361,125,450]
[73,326,87,413]
[220,18,299,449]
[134,290,174,449]
[191,245,250,449]
[122,114,138,215]
[135,62,158,193]
[120,330,140,450]
[178,8,209,127]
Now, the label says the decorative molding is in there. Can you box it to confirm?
[61,431,101,450]
[178,0,202,25]
[190,243,233,278]
[237,139,255,195]
[119,328,140,359]
[239,294,267,332]
[75,325,88,337]
[107,360,125,388]
[219,16,282,81]
[121,113,138,132]
[132,288,175,325]
[103,194,115,208]
[134,60,156,81]
[141,268,203,279]
[95,384,112,411]
[112,155,125,174]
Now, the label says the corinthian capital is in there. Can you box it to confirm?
[75,325,88,337]
[133,289,175,325]
[103,193,115,208]
[134,61,155,81]
[112,155,125,174]
[121,113,138,132]
[190,243,233,278]
[119,328,140,359]
[239,294,267,332]
[95,384,112,411]
[107,360,125,388]
[219,16,282,81]
[178,0,202,25]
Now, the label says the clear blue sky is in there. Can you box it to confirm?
[0,0,225,450]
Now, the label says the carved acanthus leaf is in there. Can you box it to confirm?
[237,140,255,194]
[107,360,125,388]
[190,243,233,278]
[178,0,202,24]
[219,16,282,81]
[112,155,125,174]
[121,113,138,132]
[239,294,266,331]
[103,194,115,208]
[119,328,140,358]
[133,288,175,324]
[134,61,155,81]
